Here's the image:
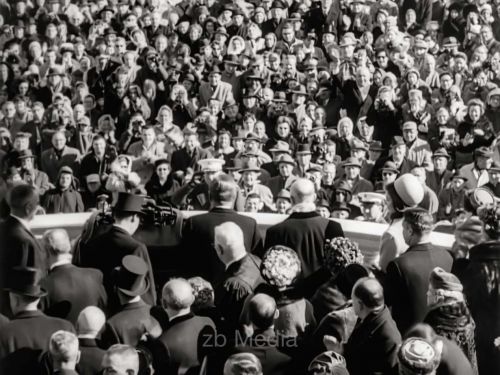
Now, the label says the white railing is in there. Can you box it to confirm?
[30,212,455,261]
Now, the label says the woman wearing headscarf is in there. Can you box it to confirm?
[424,267,478,374]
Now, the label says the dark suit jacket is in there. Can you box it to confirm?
[265,212,344,277]
[0,216,46,316]
[215,254,263,336]
[158,313,216,375]
[40,146,81,183]
[75,226,156,307]
[233,329,292,375]
[171,147,211,173]
[0,310,74,375]
[102,300,160,348]
[344,306,401,375]
[341,80,375,123]
[426,169,453,196]
[40,263,107,324]
[77,338,105,375]
[181,207,263,281]
[385,242,453,334]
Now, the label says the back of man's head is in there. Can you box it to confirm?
[42,229,72,258]
[49,330,80,368]
[214,222,246,264]
[290,178,316,205]
[162,278,195,312]
[76,306,106,337]
[224,353,263,375]
[102,344,139,375]
[403,208,434,236]
[353,277,384,309]
[248,294,277,330]
[8,184,38,219]
[209,173,238,206]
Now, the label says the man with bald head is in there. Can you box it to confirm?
[157,278,216,374]
[325,277,401,375]
[76,307,106,375]
[40,229,107,324]
[214,222,263,336]
[265,178,344,282]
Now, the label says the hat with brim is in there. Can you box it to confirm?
[198,158,225,172]
[114,255,149,297]
[391,136,406,148]
[273,92,288,103]
[245,133,263,143]
[343,157,362,168]
[223,54,240,65]
[113,192,145,214]
[316,199,331,209]
[269,140,291,154]
[488,161,500,172]
[352,139,368,151]
[332,202,351,213]
[369,141,384,151]
[339,35,357,47]
[246,74,264,81]
[239,160,261,173]
[6,267,47,298]
[16,149,35,160]
[432,148,450,159]
[443,37,459,47]
[86,174,101,184]
[296,143,312,154]
[359,192,386,205]
[277,153,296,166]
[276,189,291,201]
[289,85,307,96]
[382,161,399,174]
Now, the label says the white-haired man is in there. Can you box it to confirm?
[157,278,216,374]
[265,179,344,294]
[41,229,107,324]
[214,222,263,335]
[49,330,80,375]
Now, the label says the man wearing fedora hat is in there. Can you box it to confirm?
[266,153,298,197]
[371,136,417,183]
[17,148,50,195]
[483,161,500,198]
[458,146,493,190]
[199,65,235,107]
[0,267,74,374]
[239,159,275,211]
[41,130,81,184]
[437,171,468,221]
[101,255,161,348]
[426,148,453,196]
[341,156,374,195]
[76,192,156,308]
[262,139,293,177]
[221,54,243,101]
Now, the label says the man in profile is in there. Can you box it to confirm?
[181,173,262,281]
[0,184,45,316]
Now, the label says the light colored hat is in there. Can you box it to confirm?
[359,192,386,205]
[393,174,424,207]
[86,174,100,184]
[198,158,225,172]
[398,337,440,375]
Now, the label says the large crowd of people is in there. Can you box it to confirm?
[0,0,499,373]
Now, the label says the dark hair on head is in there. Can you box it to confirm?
[336,264,370,297]
[209,173,237,204]
[385,182,405,218]
[92,134,106,143]
[353,277,384,309]
[248,294,277,330]
[154,158,170,168]
[8,184,38,212]
[403,207,434,235]
[472,66,485,77]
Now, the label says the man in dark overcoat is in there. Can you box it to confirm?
[385,208,453,334]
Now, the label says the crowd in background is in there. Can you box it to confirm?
[0,0,499,374]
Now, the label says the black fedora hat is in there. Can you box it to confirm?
[16,149,35,160]
[6,267,47,298]
[113,192,144,214]
[114,255,149,297]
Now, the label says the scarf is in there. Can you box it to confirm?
[425,301,478,373]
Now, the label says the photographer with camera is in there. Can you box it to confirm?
[118,113,146,154]
[118,85,151,130]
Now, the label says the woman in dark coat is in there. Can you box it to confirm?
[424,267,478,374]
[43,166,84,214]
[457,206,500,375]
[144,158,180,206]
